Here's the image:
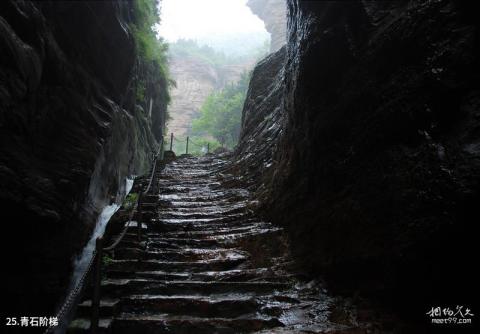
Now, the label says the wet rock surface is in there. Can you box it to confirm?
[233,46,285,191]
[0,0,166,316]
[235,0,479,325]
[69,155,372,333]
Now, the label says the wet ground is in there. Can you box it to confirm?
[68,155,368,333]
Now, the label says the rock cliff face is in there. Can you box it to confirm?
[237,0,479,320]
[233,47,285,190]
[0,1,167,315]
[247,0,287,52]
[167,56,218,137]
[167,55,255,136]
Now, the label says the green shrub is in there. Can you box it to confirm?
[123,192,139,210]
[102,254,114,266]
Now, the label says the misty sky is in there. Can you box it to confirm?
[156,0,268,42]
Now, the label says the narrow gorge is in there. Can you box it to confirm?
[0,0,477,333]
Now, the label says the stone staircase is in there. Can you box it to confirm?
[67,155,360,333]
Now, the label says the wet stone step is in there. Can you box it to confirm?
[146,229,283,249]
[76,299,119,318]
[159,203,248,213]
[147,237,220,249]
[119,294,260,318]
[156,225,275,239]
[115,248,248,262]
[101,279,290,297]
[158,180,221,187]
[158,192,248,202]
[159,195,241,204]
[67,318,112,334]
[107,270,193,281]
[159,199,234,208]
[108,268,282,283]
[156,226,279,240]
[148,219,263,233]
[157,209,248,220]
[106,257,246,273]
[110,314,283,334]
[150,215,254,226]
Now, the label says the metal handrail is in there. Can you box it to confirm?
[44,137,164,334]
[103,138,162,251]
[167,133,211,155]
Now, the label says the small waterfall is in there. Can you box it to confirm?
[69,177,134,289]
[125,177,134,195]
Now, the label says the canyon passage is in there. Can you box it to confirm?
[1,0,478,333]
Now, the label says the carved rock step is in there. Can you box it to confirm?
[101,279,290,297]
[148,218,263,233]
[147,237,220,249]
[158,179,221,187]
[76,299,120,318]
[120,294,261,318]
[158,190,249,201]
[159,203,248,214]
[113,247,248,262]
[157,208,248,219]
[167,163,226,169]
[150,215,255,227]
[106,257,247,273]
[150,227,272,239]
[107,268,294,283]
[67,318,112,334]
[159,196,247,205]
[110,314,283,334]
[152,224,270,238]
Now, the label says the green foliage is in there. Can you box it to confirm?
[169,39,228,67]
[136,79,146,102]
[168,39,269,69]
[130,0,170,104]
[191,71,250,148]
[123,192,138,210]
[102,254,114,266]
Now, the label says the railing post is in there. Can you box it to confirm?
[160,137,165,160]
[207,143,210,154]
[170,133,173,151]
[91,237,103,333]
[137,192,143,242]
[186,136,189,154]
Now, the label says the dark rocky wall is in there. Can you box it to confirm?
[233,47,285,191]
[0,1,167,315]
[236,0,479,321]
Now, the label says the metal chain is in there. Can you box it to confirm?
[174,136,185,143]
[103,201,138,251]
[105,139,161,250]
[43,250,97,333]
[188,138,204,147]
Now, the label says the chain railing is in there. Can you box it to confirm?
[165,132,212,155]
[44,137,164,334]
